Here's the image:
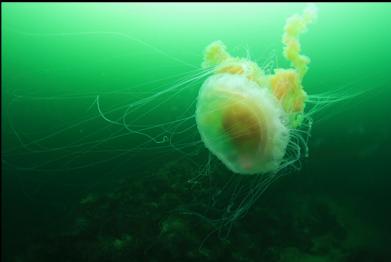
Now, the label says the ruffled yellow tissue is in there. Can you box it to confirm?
[283,4,318,80]
[201,4,317,128]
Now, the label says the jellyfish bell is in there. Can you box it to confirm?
[195,70,289,175]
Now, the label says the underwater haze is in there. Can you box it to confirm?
[2,3,391,262]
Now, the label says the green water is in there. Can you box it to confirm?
[2,3,391,262]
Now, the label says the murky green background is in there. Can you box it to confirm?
[2,3,391,261]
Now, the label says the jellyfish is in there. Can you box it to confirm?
[196,4,318,176]
[5,4,378,238]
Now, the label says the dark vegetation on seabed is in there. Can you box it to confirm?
[13,156,391,262]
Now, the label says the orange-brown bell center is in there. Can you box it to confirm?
[222,102,265,153]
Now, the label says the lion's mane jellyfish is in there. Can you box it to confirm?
[196,5,318,175]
